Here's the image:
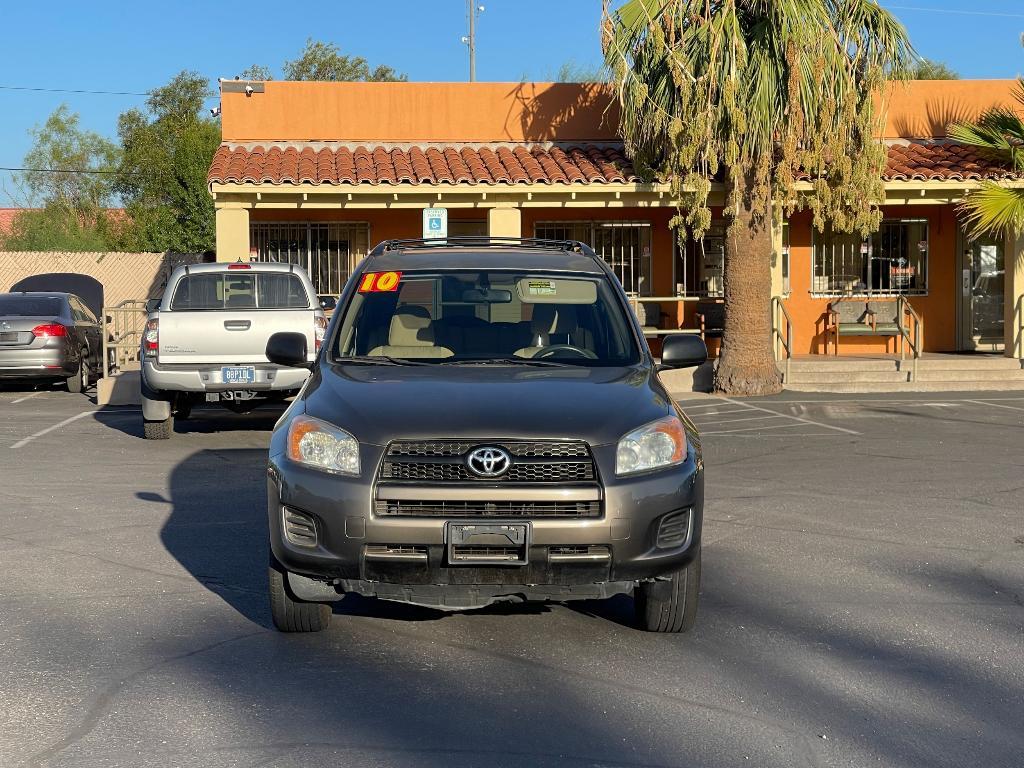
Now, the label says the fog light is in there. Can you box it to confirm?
[656,509,690,549]
[282,507,318,548]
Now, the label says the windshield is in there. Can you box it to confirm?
[0,296,65,316]
[332,270,641,366]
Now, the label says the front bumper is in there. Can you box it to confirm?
[268,444,703,610]
[143,360,310,393]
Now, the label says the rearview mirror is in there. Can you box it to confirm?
[266,332,311,368]
[659,334,708,369]
[460,288,512,303]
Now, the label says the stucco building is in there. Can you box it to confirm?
[206,79,1024,360]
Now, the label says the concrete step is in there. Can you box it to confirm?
[900,357,1023,372]
[786,379,1024,393]
[789,370,908,384]
[914,368,1024,382]
[787,359,901,373]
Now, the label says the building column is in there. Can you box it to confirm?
[215,206,251,263]
[487,206,522,238]
[1006,229,1024,358]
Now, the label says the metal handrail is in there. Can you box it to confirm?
[898,296,922,382]
[771,296,793,383]
[102,299,150,377]
[1017,294,1023,360]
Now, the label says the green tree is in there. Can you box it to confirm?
[602,0,914,395]
[282,38,407,81]
[912,59,958,80]
[2,105,122,250]
[948,79,1024,237]
[239,64,274,81]
[115,71,221,253]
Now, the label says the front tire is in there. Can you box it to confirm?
[635,549,701,633]
[269,552,331,632]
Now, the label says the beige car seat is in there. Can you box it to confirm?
[515,304,593,358]
[369,305,453,358]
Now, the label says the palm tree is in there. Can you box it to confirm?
[602,0,914,394]
[949,79,1024,238]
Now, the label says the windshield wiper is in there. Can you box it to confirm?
[437,357,575,367]
[335,355,434,366]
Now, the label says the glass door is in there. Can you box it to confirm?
[959,234,1005,352]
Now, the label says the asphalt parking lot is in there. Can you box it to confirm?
[1,382,1022,768]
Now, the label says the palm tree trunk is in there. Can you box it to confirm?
[714,167,784,396]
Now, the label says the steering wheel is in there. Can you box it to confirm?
[535,344,597,360]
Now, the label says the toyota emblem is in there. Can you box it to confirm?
[466,446,512,478]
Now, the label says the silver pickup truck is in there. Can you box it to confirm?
[140,262,325,439]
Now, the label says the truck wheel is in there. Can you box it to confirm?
[269,552,331,632]
[65,350,88,394]
[143,417,173,440]
[635,549,701,633]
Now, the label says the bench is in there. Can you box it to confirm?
[694,301,724,342]
[826,298,903,355]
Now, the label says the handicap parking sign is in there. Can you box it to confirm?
[422,207,448,239]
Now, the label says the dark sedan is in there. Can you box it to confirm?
[0,292,102,393]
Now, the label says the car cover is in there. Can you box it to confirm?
[9,273,104,318]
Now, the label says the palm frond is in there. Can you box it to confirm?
[958,182,1024,238]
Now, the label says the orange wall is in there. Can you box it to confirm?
[223,80,1022,144]
[250,208,485,245]
[222,82,619,143]
[782,205,959,354]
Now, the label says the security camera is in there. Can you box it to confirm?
[210,106,222,117]
[244,85,254,96]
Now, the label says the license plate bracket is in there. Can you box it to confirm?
[221,365,256,385]
[446,522,531,566]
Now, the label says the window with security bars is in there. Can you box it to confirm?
[249,222,370,295]
[534,221,653,295]
[812,219,929,296]
[673,224,726,297]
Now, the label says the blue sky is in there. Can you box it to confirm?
[2,0,1024,204]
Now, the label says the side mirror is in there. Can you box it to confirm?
[266,332,311,368]
[659,334,708,370]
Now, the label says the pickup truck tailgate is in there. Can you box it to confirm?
[158,310,313,365]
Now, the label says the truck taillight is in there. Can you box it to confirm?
[31,323,68,338]
[144,318,159,357]
[314,316,327,353]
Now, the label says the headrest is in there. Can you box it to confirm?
[531,304,578,335]
[389,305,434,346]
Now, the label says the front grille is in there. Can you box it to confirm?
[374,499,601,518]
[381,439,596,484]
[451,546,521,562]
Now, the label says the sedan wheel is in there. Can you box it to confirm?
[65,351,88,394]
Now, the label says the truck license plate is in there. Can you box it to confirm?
[222,366,256,385]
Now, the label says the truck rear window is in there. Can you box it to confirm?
[170,273,310,310]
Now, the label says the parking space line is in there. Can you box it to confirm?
[966,399,1024,413]
[719,396,860,435]
[703,422,807,435]
[695,414,787,426]
[10,391,44,405]
[12,410,96,449]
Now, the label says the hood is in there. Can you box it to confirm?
[299,362,673,447]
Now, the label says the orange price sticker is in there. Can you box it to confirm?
[358,271,403,293]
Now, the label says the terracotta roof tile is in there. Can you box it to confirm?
[207,142,1020,187]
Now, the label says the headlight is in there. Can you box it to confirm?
[287,414,360,475]
[616,415,687,476]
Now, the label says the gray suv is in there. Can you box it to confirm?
[264,238,707,633]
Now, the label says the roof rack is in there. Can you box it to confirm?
[369,236,598,258]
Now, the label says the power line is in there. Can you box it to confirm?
[0,85,150,96]
[0,166,123,175]
[886,4,1024,18]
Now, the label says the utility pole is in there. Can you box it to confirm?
[461,2,484,81]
